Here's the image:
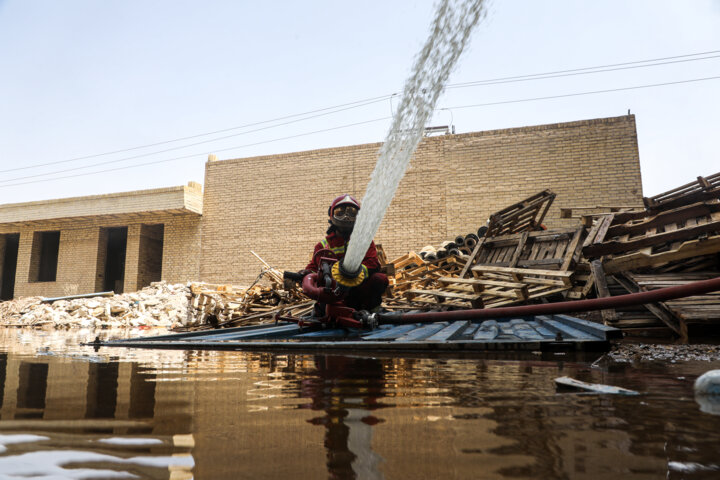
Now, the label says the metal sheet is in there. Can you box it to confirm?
[92,314,619,353]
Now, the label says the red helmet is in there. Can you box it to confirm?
[328,194,361,216]
[328,194,360,231]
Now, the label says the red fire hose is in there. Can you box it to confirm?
[378,276,720,324]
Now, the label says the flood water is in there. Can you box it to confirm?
[0,328,719,479]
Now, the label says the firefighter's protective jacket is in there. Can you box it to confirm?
[305,232,381,278]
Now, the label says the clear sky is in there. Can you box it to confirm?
[0,0,718,205]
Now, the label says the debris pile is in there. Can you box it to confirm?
[607,343,720,363]
[382,189,583,310]
[581,172,720,339]
[0,282,191,329]
[187,272,311,329]
[380,172,720,340]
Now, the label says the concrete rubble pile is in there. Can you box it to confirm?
[0,282,192,329]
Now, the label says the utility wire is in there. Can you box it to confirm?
[0,97,385,184]
[2,49,718,175]
[447,49,720,88]
[446,54,720,90]
[0,95,392,174]
[0,117,391,188]
[2,73,719,189]
[441,75,720,110]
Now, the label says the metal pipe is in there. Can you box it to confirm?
[302,273,345,304]
[378,276,720,324]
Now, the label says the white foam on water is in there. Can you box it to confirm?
[0,450,194,479]
[343,0,488,272]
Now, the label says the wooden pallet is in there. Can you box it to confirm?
[583,202,720,259]
[484,189,556,237]
[628,272,720,325]
[603,233,720,274]
[643,171,720,211]
[461,227,585,277]
[468,265,572,308]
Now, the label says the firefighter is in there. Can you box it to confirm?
[300,194,389,312]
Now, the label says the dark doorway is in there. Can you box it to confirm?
[103,227,127,294]
[1,234,19,300]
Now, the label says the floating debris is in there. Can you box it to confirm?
[555,376,639,395]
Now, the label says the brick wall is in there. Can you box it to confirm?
[137,224,164,290]
[200,115,643,285]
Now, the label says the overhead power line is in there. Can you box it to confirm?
[0,117,391,188]
[0,95,391,174]
[0,97,385,184]
[446,53,720,90]
[2,73,719,189]
[446,49,720,88]
[442,75,720,110]
[2,48,718,176]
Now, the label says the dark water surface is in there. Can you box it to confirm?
[0,328,719,479]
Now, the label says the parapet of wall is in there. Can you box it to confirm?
[201,115,643,285]
[0,183,202,224]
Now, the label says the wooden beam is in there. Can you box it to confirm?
[589,260,617,323]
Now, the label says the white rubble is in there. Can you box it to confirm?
[0,282,191,329]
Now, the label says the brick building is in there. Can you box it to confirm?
[0,183,202,299]
[0,115,643,297]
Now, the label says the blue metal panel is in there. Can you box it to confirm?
[425,321,470,342]
[193,324,305,341]
[361,324,422,340]
[510,322,545,341]
[473,320,499,341]
[536,316,597,340]
[396,323,449,342]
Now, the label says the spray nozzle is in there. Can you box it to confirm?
[331,260,367,288]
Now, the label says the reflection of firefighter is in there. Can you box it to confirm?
[299,195,389,313]
[302,355,386,479]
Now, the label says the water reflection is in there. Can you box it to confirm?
[302,356,386,479]
[0,328,718,479]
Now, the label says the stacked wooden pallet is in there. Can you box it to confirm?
[581,172,720,339]
[383,255,472,310]
[383,232,582,311]
[382,190,584,312]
